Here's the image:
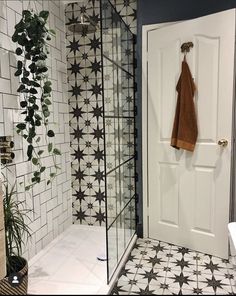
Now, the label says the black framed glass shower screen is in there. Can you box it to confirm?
[100,0,136,283]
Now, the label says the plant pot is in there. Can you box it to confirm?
[0,257,28,295]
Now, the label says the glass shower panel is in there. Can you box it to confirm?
[101,0,136,282]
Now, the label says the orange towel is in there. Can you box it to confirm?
[171,58,198,152]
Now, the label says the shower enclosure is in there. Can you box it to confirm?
[101,0,137,282]
[63,0,136,283]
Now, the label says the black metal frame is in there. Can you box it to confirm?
[100,0,137,284]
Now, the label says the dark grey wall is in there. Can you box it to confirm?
[136,0,236,237]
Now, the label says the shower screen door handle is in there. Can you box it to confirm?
[218,139,228,147]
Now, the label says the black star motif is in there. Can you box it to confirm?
[90,104,103,120]
[89,58,101,76]
[146,255,165,267]
[67,37,81,54]
[66,15,79,26]
[93,188,105,204]
[119,267,131,277]
[73,208,88,223]
[88,35,101,52]
[83,75,89,82]
[72,168,86,182]
[141,268,159,283]
[80,5,86,14]
[70,105,84,119]
[72,147,85,161]
[152,244,165,253]
[205,275,225,292]
[89,81,102,98]
[89,11,100,25]
[193,288,203,294]
[92,168,105,183]
[203,261,220,273]
[138,286,156,295]
[173,272,190,288]
[175,258,191,270]
[73,187,86,203]
[177,247,190,255]
[82,53,88,60]
[92,208,106,225]
[160,283,169,289]
[111,284,123,295]
[127,253,135,262]
[92,147,104,162]
[71,127,85,140]
[69,82,83,99]
[68,60,83,76]
[90,126,103,141]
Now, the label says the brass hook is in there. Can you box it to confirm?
[181,42,194,54]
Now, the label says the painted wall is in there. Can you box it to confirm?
[136,0,236,236]
[65,0,137,227]
[0,0,72,260]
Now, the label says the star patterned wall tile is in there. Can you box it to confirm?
[66,0,137,226]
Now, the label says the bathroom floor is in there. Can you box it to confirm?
[111,238,236,295]
[28,225,109,295]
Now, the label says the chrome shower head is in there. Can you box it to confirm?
[68,14,97,34]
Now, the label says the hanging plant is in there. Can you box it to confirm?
[12,10,61,190]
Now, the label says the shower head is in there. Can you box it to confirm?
[68,14,97,34]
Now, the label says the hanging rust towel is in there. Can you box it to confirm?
[171,58,198,152]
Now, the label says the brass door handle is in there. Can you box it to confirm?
[218,139,228,147]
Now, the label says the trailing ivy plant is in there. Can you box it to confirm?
[12,10,61,190]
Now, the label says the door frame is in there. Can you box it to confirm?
[142,18,236,241]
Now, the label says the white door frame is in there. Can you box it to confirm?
[142,20,236,240]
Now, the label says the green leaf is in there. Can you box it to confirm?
[43,110,50,118]
[17,84,25,92]
[38,150,44,156]
[32,158,38,165]
[17,60,23,69]
[35,114,42,121]
[44,99,51,105]
[47,130,55,137]
[40,166,46,173]
[25,185,31,191]
[21,77,29,84]
[28,96,36,104]
[47,180,51,185]
[50,173,56,178]
[53,148,61,155]
[30,88,37,94]
[43,84,51,93]
[27,144,33,160]
[16,123,26,130]
[36,137,41,143]
[14,69,22,76]
[15,47,23,55]
[48,143,53,152]
[39,10,49,20]
[20,101,27,108]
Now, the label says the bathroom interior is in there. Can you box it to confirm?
[0,0,236,295]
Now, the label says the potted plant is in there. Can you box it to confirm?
[0,183,31,295]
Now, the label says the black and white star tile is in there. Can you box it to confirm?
[111,239,236,295]
[65,0,137,226]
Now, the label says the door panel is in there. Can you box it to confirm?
[147,9,236,258]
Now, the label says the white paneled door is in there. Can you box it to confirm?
[147,9,236,258]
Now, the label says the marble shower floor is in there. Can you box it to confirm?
[28,225,109,295]
[111,238,236,295]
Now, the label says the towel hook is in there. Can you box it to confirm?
[181,42,194,54]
